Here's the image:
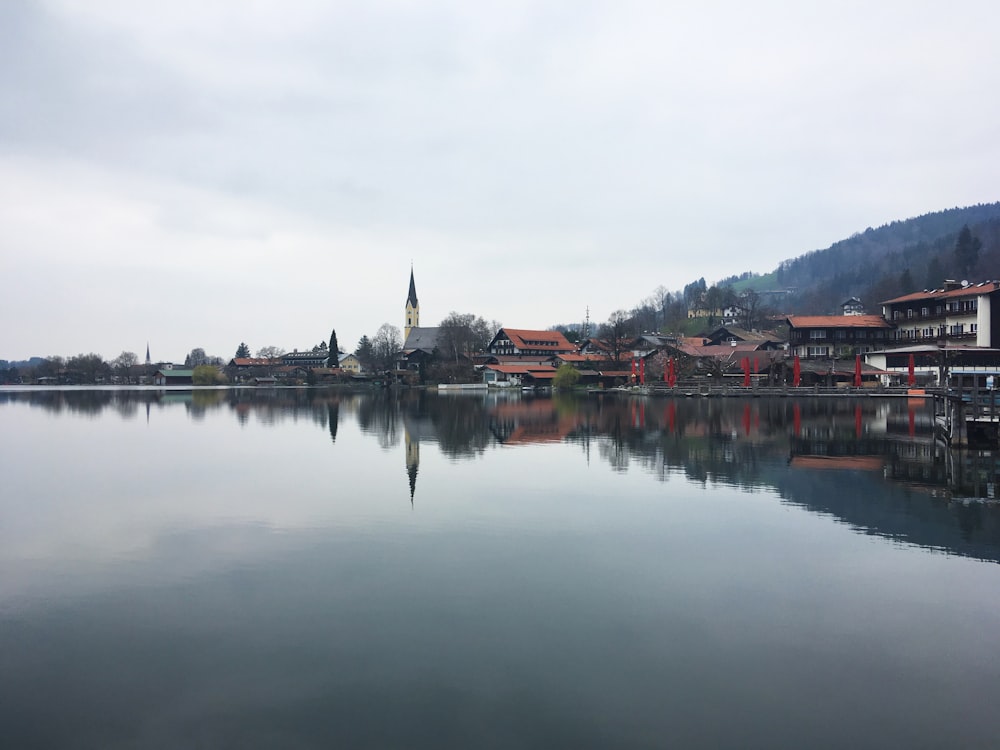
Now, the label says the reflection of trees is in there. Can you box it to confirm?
[357,392,401,449]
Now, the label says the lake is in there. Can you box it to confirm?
[1,387,999,749]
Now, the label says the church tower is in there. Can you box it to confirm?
[404,266,420,341]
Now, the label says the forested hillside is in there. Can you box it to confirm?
[772,203,1000,314]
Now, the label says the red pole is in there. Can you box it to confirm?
[854,354,862,388]
[908,354,916,387]
[793,355,801,387]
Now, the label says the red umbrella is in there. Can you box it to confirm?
[854,354,862,388]
[742,357,750,387]
[668,358,676,387]
[639,357,646,385]
[793,355,801,387]
[908,353,916,387]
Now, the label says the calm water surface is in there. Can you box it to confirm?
[1,388,999,749]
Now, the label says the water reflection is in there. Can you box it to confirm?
[3,387,999,562]
[3,387,1000,748]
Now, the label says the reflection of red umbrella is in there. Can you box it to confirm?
[793,355,801,387]
[793,403,801,436]
[742,357,751,387]
[908,407,915,437]
[743,403,751,435]
[855,404,862,438]
[908,353,916,386]
[854,354,862,388]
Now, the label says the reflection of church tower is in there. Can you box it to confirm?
[404,267,419,341]
[405,423,419,505]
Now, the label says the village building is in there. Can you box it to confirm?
[785,315,894,358]
[881,280,1000,348]
[338,352,362,374]
[281,350,329,367]
[153,365,194,386]
[487,328,576,357]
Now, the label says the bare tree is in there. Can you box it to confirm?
[372,323,402,372]
[113,351,138,382]
[738,290,764,331]
[438,312,499,361]
[602,310,631,361]
[653,285,672,329]
[255,345,286,360]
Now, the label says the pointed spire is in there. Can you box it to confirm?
[145,342,151,365]
[407,266,418,308]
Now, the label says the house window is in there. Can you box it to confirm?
[809,330,826,339]
[907,309,914,319]
[921,307,929,316]
[807,346,829,357]
[971,323,978,333]
[893,311,901,320]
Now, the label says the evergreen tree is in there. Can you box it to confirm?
[954,225,982,277]
[235,342,250,358]
[924,257,944,289]
[328,329,339,367]
[899,268,914,294]
[355,335,375,370]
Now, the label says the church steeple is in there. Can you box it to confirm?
[404,266,420,341]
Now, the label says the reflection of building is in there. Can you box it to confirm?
[401,407,438,504]
[487,399,583,445]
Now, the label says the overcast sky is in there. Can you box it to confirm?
[2,0,998,362]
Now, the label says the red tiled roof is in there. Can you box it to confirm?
[881,281,1000,305]
[499,328,575,351]
[786,315,892,329]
